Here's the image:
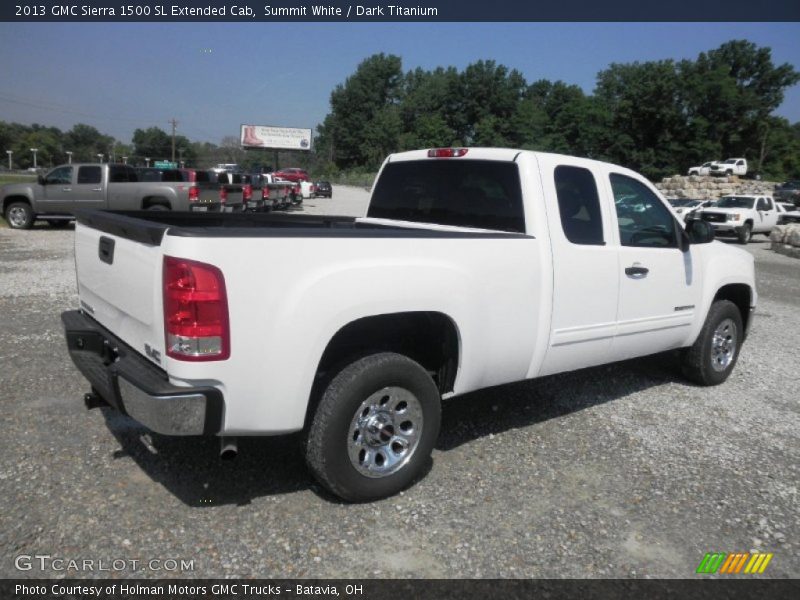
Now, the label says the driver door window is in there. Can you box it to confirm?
[45,166,72,185]
[610,173,678,248]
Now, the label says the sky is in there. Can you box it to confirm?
[1,22,799,146]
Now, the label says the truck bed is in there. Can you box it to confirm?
[74,210,528,245]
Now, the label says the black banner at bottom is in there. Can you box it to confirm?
[2,579,799,600]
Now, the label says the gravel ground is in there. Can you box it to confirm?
[0,192,798,579]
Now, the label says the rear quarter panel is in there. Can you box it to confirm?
[161,232,545,434]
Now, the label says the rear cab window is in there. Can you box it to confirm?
[368,159,526,233]
[554,165,604,245]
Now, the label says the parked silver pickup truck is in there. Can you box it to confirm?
[1,163,199,229]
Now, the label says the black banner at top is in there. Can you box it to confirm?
[2,0,800,22]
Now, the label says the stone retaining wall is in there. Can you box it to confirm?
[655,175,778,200]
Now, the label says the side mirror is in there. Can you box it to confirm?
[37,175,45,185]
[686,219,715,245]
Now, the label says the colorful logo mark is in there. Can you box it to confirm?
[696,552,773,574]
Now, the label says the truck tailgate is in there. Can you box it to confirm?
[74,222,164,362]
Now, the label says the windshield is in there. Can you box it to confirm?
[717,196,755,209]
[669,199,696,207]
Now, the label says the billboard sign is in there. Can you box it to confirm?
[241,125,313,151]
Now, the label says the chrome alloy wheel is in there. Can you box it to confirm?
[7,206,29,228]
[711,318,737,372]
[348,386,423,478]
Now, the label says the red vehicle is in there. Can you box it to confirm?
[273,167,310,182]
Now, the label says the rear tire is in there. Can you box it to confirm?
[147,204,168,211]
[5,202,34,229]
[681,300,743,386]
[305,352,441,502]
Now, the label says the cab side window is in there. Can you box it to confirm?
[610,173,678,248]
[77,166,101,184]
[109,165,133,183]
[554,165,604,245]
[45,166,72,185]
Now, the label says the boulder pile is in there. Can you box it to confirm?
[655,175,778,200]
[769,224,800,259]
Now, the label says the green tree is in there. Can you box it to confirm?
[679,40,800,161]
[399,66,462,147]
[17,124,63,169]
[132,127,172,162]
[459,60,526,144]
[594,59,686,178]
[319,53,404,169]
[64,124,114,162]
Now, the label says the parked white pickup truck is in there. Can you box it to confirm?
[697,194,779,243]
[687,161,718,176]
[709,158,748,177]
[62,148,756,501]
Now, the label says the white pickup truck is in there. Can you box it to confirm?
[697,194,780,243]
[62,148,756,501]
[709,158,748,177]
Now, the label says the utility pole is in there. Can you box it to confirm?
[170,118,178,163]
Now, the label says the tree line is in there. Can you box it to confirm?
[3,40,798,181]
[0,121,275,171]
[314,40,800,181]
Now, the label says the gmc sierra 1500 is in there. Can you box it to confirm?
[1,163,200,228]
[62,148,756,501]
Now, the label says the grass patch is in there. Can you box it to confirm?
[321,169,376,190]
[0,174,36,185]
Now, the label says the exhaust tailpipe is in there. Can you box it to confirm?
[220,437,238,460]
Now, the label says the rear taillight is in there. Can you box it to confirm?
[219,187,228,204]
[243,184,252,201]
[261,186,268,200]
[428,147,468,158]
[163,256,230,361]
[188,186,199,202]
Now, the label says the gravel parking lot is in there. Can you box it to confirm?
[0,187,798,579]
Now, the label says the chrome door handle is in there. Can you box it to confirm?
[625,264,649,278]
[91,188,102,192]
[61,187,72,192]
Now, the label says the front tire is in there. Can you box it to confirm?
[305,352,441,502]
[5,202,34,229]
[737,223,752,244]
[681,300,743,386]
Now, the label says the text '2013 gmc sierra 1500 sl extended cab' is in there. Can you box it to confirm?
[62,148,756,501]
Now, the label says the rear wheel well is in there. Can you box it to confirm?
[308,312,459,424]
[141,196,171,210]
[713,284,752,339]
